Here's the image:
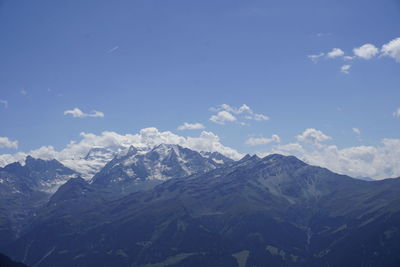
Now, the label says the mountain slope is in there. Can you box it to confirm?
[5,154,400,266]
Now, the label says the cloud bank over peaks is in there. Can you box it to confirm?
[0,128,243,178]
[64,108,105,118]
[268,128,400,180]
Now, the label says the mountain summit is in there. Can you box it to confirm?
[90,144,233,194]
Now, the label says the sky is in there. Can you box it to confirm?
[0,0,400,179]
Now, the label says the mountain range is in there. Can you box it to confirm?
[0,144,399,266]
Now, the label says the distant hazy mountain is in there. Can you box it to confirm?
[5,154,400,267]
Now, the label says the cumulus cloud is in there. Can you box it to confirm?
[341,64,351,74]
[0,128,243,177]
[327,48,345,58]
[265,129,400,180]
[210,111,236,124]
[308,53,325,63]
[381,37,400,62]
[177,122,205,131]
[353,44,379,59]
[210,104,269,124]
[393,108,400,118]
[0,99,8,108]
[64,108,104,118]
[0,137,18,149]
[296,128,331,145]
[245,135,280,146]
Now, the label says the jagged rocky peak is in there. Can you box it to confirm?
[200,151,235,164]
[1,156,79,194]
[91,144,234,190]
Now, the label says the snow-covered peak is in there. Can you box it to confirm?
[91,144,232,187]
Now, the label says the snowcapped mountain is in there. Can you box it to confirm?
[60,147,124,180]
[8,154,400,267]
[91,144,233,192]
[59,144,235,181]
[0,156,79,246]
[1,156,79,194]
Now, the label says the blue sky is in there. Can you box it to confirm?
[0,0,400,179]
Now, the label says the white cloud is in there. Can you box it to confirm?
[296,128,331,145]
[0,137,18,149]
[393,108,400,118]
[341,64,351,74]
[177,122,205,131]
[308,53,324,63]
[20,89,27,95]
[381,37,400,62]
[268,129,400,180]
[245,113,269,121]
[0,99,8,108]
[245,134,280,146]
[344,56,355,61]
[210,111,236,124]
[0,128,243,177]
[327,48,345,58]
[352,128,361,135]
[210,104,269,124]
[64,108,105,118]
[353,44,379,60]
[107,46,119,54]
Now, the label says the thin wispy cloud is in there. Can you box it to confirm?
[177,122,205,131]
[107,46,119,54]
[341,64,351,74]
[393,108,400,118]
[64,108,105,118]
[20,89,28,96]
[308,53,325,63]
[245,135,280,146]
[0,99,8,108]
[352,128,361,135]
